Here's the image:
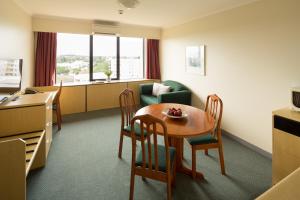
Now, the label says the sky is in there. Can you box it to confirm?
[57,33,143,57]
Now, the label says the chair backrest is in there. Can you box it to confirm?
[53,81,62,104]
[130,114,171,174]
[119,89,137,128]
[205,94,223,138]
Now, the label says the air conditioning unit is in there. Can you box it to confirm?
[92,20,121,35]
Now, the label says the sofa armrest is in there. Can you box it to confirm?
[139,83,153,95]
[158,90,192,105]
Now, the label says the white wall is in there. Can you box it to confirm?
[161,0,300,153]
[0,0,34,88]
[32,16,161,39]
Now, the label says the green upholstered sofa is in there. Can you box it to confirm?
[139,80,192,106]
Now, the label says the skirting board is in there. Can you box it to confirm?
[222,130,272,160]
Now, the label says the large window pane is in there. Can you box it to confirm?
[120,37,144,79]
[56,33,89,83]
[93,35,117,80]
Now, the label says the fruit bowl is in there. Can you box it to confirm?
[162,108,188,119]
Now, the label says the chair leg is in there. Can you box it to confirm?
[172,158,176,187]
[204,149,208,156]
[129,169,135,200]
[118,132,124,158]
[167,176,172,200]
[192,147,197,179]
[182,140,184,160]
[218,145,226,175]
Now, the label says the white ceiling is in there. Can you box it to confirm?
[14,0,257,28]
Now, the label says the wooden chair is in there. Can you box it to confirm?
[53,81,62,131]
[118,88,138,158]
[129,114,176,200]
[185,94,225,177]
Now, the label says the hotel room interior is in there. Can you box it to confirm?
[0,0,300,199]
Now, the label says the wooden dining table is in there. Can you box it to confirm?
[135,103,215,179]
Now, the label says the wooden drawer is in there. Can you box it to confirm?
[45,122,52,158]
[46,101,52,123]
[0,105,45,137]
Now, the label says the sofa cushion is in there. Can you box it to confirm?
[135,144,176,172]
[140,94,159,105]
[163,80,187,92]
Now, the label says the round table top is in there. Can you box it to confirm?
[135,103,215,138]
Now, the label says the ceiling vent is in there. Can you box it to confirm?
[92,20,121,35]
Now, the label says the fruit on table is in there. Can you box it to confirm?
[167,107,182,116]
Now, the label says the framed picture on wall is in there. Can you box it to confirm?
[185,45,205,75]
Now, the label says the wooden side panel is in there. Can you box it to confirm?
[87,83,127,111]
[257,167,300,200]
[127,80,157,105]
[32,85,86,115]
[0,139,26,200]
[0,105,45,137]
[30,132,46,171]
[272,128,300,184]
[60,86,86,115]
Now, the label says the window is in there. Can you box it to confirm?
[56,33,144,83]
[92,35,117,80]
[120,37,144,79]
[56,33,90,83]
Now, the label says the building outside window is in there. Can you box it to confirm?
[120,37,144,80]
[56,33,90,83]
[92,35,117,80]
[56,33,144,84]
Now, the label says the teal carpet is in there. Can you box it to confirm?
[27,109,271,200]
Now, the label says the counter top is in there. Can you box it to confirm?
[272,108,300,122]
[0,92,56,110]
[53,79,159,87]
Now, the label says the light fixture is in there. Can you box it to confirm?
[118,0,140,9]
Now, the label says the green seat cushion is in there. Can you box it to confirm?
[135,144,176,172]
[163,80,187,92]
[187,134,218,146]
[140,94,159,105]
[123,123,147,137]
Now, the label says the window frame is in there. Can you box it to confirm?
[56,33,145,83]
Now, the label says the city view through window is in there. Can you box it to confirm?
[56,33,144,83]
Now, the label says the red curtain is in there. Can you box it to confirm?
[146,39,161,79]
[35,32,57,86]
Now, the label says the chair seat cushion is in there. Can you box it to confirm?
[123,123,147,137]
[140,94,159,105]
[187,134,218,146]
[135,144,176,172]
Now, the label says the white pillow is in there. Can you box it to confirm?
[152,83,170,96]
[157,85,170,96]
[152,82,161,96]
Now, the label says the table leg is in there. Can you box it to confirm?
[170,138,204,179]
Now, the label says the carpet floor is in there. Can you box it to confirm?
[27,109,271,200]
